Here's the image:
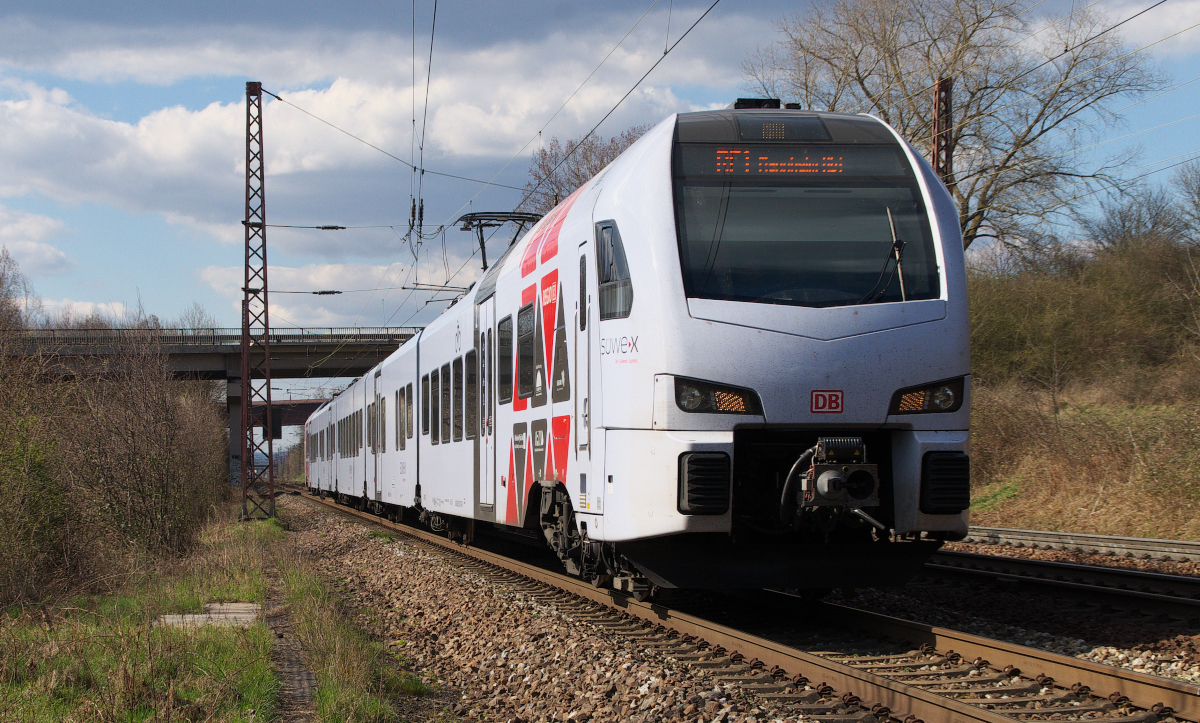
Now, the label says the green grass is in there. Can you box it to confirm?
[971,482,1020,512]
[368,531,396,544]
[0,513,283,722]
[275,543,428,723]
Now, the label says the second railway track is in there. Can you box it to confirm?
[962,528,1200,564]
[925,551,1200,620]
[294,492,1200,723]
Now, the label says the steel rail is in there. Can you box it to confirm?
[295,494,1191,723]
[965,527,1200,563]
[811,600,1200,721]
[926,550,1200,618]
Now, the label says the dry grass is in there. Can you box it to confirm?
[970,384,1200,539]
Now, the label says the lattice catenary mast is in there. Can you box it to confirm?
[932,77,955,188]
[240,81,276,519]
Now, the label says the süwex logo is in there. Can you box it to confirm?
[811,390,843,413]
[600,336,638,355]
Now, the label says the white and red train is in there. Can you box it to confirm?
[305,105,971,597]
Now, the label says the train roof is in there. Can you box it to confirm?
[675,109,898,145]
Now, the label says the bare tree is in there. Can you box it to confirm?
[0,246,38,336]
[1173,160,1200,239]
[1081,186,1188,251]
[519,126,650,215]
[743,0,1164,248]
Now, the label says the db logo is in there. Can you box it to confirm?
[811,390,843,414]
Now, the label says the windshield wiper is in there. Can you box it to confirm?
[858,207,907,304]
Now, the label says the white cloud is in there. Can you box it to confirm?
[1100,0,1200,57]
[0,6,769,278]
[39,297,128,319]
[0,204,70,274]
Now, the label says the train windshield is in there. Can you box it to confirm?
[672,143,940,308]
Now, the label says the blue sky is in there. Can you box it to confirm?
[0,0,1198,339]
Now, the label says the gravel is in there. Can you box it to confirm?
[285,500,871,723]
[826,577,1200,686]
[943,541,1200,577]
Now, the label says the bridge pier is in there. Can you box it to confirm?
[227,377,242,487]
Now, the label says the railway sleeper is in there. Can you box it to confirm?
[961,692,1078,705]
[933,682,1044,695]
[785,707,875,720]
[758,690,824,703]
[854,664,981,678]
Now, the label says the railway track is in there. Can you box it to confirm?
[964,528,1200,564]
[926,551,1200,620]
[293,493,1200,723]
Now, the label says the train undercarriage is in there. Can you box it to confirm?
[318,429,948,600]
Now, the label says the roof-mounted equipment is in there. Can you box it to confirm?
[455,212,544,271]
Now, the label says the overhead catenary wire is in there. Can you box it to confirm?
[432,0,723,299]
[509,0,722,218]
[365,0,671,331]
[940,19,1200,141]
[850,0,1160,118]
[259,88,524,191]
[1007,0,1168,87]
[416,0,439,237]
[417,0,665,245]
[953,110,1200,187]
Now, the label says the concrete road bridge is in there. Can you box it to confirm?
[21,326,421,480]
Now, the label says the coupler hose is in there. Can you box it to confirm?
[779,446,817,524]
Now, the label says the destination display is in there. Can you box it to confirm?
[677,144,910,179]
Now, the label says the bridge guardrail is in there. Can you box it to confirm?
[22,327,422,347]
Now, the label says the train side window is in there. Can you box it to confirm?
[421,374,430,435]
[379,397,386,452]
[430,370,440,444]
[406,383,414,438]
[498,316,513,404]
[465,350,478,440]
[579,256,587,331]
[517,303,535,398]
[441,362,452,442]
[452,357,464,442]
[395,389,402,450]
[595,221,633,320]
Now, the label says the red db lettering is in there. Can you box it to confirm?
[811,390,843,414]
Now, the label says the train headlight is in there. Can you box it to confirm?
[674,377,763,415]
[889,377,965,415]
[678,384,704,411]
[930,385,955,411]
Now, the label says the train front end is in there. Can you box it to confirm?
[592,108,970,591]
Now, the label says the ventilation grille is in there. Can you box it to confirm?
[678,453,730,515]
[921,452,971,515]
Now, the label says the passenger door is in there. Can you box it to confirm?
[479,297,497,510]
[373,370,383,501]
[575,253,591,455]
[575,245,602,515]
